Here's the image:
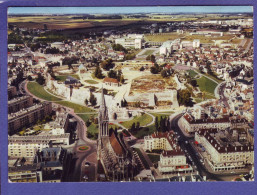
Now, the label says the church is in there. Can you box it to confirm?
[97,88,139,181]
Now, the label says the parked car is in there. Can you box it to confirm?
[83,175,89,181]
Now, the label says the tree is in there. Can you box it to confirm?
[94,66,103,79]
[177,89,191,106]
[89,92,97,106]
[161,70,168,78]
[150,63,160,74]
[62,56,79,66]
[159,116,165,132]
[125,53,136,60]
[136,122,140,130]
[27,75,33,81]
[113,113,117,120]
[155,116,159,131]
[150,66,159,74]
[101,59,114,70]
[8,69,13,76]
[146,55,156,63]
[45,47,60,54]
[130,122,136,132]
[112,44,127,53]
[119,75,125,84]
[85,119,91,127]
[167,119,170,131]
[103,88,108,95]
[108,70,117,79]
[139,66,145,71]
[190,79,197,87]
[121,99,127,107]
[36,73,45,85]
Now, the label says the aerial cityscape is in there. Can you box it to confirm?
[7,6,254,182]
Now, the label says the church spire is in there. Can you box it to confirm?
[100,87,106,110]
[98,87,109,138]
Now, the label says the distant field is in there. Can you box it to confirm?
[8,16,151,30]
[145,33,184,42]
[27,82,61,101]
[182,35,234,44]
[57,101,94,113]
[122,113,153,129]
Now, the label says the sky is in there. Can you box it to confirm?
[8,6,253,15]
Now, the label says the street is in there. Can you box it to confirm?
[170,114,249,181]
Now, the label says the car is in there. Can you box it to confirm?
[85,162,90,167]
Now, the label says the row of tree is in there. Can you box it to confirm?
[100,59,114,70]
[130,122,141,133]
[84,92,97,106]
[155,116,170,132]
[112,44,127,53]
[45,47,60,54]
[107,70,125,83]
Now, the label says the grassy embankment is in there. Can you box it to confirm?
[27,82,61,101]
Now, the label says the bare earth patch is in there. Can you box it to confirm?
[129,75,177,95]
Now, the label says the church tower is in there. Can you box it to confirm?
[98,88,109,138]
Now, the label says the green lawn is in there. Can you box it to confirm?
[195,70,223,83]
[55,74,80,82]
[131,124,156,139]
[150,112,173,118]
[85,80,99,84]
[122,113,153,129]
[77,114,98,140]
[188,70,198,78]
[147,154,160,164]
[196,76,218,95]
[204,73,223,83]
[142,50,155,56]
[57,101,95,113]
[27,82,62,101]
